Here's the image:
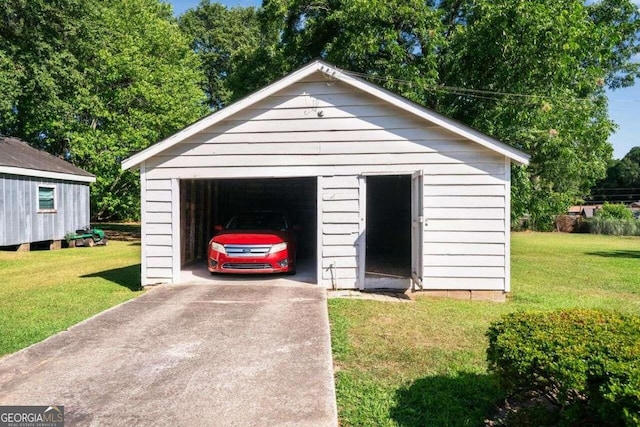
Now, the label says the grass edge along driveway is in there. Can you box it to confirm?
[0,240,143,356]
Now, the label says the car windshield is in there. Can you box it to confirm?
[225,213,288,231]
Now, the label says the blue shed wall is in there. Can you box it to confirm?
[0,173,90,246]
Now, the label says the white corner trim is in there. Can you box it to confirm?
[140,163,148,287]
[316,176,323,287]
[0,166,96,183]
[171,178,181,285]
[357,175,367,290]
[504,157,512,293]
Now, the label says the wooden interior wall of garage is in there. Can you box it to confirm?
[180,179,217,266]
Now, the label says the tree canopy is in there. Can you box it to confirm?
[0,0,207,220]
[179,1,262,110]
[591,146,640,204]
[1,0,639,226]
[184,0,640,229]
[601,147,640,188]
[435,0,636,228]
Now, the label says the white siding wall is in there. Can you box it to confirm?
[143,174,174,284]
[146,78,502,180]
[143,72,510,290]
[422,158,508,290]
[423,181,508,290]
[320,176,361,288]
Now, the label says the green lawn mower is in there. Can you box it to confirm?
[66,228,108,247]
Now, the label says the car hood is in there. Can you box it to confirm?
[212,230,291,245]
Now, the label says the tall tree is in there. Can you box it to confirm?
[0,50,20,130]
[259,0,444,103]
[0,0,207,220]
[596,146,640,189]
[180,0,446,108]
[0,0,95,154]
[179,1,262,110]
[72,0,207,220]
[250,0,640,229]
[437,0,639,229]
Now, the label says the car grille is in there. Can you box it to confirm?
[222,263,272,270]
[224,244,272,257]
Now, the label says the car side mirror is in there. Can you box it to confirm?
[214,225,223,232]
[293,225,302,232]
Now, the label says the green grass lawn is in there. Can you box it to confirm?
[329,233,640,426]
[0,241,142,356]
[0,232,637,424]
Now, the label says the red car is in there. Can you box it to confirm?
[208,212,298,275]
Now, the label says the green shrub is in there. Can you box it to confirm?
[487,310,640,426]
[589,217,640,236]
[597,202,634,220]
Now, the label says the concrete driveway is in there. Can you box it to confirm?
[0,283,338,426]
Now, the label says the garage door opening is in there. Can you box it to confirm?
[365,175,412,288]
[179,177,317,283]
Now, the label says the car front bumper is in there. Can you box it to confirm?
[208,251,293,274]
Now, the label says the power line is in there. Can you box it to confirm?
[344,69,640,104]
[590,187,640,191]
[346,70,571,102]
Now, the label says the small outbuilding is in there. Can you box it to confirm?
[123,60,529,300]
[0,137,96,250]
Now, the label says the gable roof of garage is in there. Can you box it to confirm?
[122,60,530,170]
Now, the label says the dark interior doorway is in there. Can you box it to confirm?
[365,175,411,278]
[180,177,317,267]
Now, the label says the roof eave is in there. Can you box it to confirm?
[0,166,96,183]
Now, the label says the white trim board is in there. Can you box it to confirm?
[122,60,530,170]
[140,163,148,286]
[171,178,181,285]
[0,166,96,183]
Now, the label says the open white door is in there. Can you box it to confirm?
[411,170,424,290]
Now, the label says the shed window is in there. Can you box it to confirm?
[38,186,56,211]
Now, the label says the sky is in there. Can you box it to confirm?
[168,0,639,159]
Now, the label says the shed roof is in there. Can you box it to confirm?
[0,137,95,183]
[122,60,530,170]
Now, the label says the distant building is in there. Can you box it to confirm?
[0,137,95,250]
[567,205,601,218]
[567,206,582,216]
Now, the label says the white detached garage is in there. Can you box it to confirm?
[122,60,529,300]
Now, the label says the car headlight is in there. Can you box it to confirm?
[269,242,287,254]
[210,241,226,254]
